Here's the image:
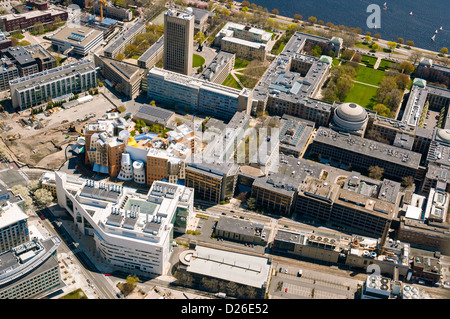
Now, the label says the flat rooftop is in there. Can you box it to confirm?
[313,127,421,169]
[52,25,103,46]
[104,21,145,54]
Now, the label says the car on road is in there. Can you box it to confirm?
[285,269,288,274]
[39,215,45,220]
[298,269,303,277]
[221,212,226,215]
[104,273,111,276]
[285,288,288,293]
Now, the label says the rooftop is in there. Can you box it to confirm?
[51,24,103,46]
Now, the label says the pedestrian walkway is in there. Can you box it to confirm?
[373,56,382,69]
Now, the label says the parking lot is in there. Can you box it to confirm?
[270,262,361,299]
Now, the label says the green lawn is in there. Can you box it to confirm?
[361,54,377,66]
[378,59,395,70]
[355,66,386,86]
[344,82,378,109]
[222,74,242,89]
[192,54,205,68]
[59,288,87,299]
[234,57,250,69]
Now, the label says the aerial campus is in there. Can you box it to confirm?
[0,0,449,303]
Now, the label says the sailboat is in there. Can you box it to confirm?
[383,2,387,10]
[435,30,438,34]
[439,26,443,31]
[409,11,413,16]
[431,34,436,41]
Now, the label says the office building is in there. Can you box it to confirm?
[104,21,146,58]
[163,9,194,75]
[199,51,235,85]
[137,35,164,69]
[25,0,48,10]
[1,45,57,77]
[55,172,194,277]
[0,202,29,254]
[309,127,422,182]
[93,54,145,99]
[0,236,62,299]
[147,67,253,120]
[9,59,97,110]
[0,9,68,32]
[0,58,19,91]
[51,24,104,56]
[185,161,239,203]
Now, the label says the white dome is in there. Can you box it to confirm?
[332,102,368,132]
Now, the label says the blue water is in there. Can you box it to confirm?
[250,0,449,52]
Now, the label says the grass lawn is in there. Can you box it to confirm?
[131,55,140,60]
[192,54,205,68]
[355,66,386,86]
[361,54,377,66]
[222,74,242,89]
[59,288,87,299]
[378,59,395,70]
[344,82,378,109]
[234,57,250,69]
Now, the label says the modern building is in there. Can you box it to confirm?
[0,58,19,91]
[9,59,97,110]
[185,161,239,203]
[0,236,62,299]
[103,21,146,58]
[147,67,253,120]
[0,202,29,254]
[25,0,48,10]
[51,24,104,56]
[55,172,194,277]
[0,8,68,32]
[360,274,402,299]
[163,8,194,76]
[93,54,145,99]
[137,35,164,69]
[177,245,271,299]
[191,7,211,34]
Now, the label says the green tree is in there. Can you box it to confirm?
[397,37,404,44]
[247,197,257,210]
[406,40,415,47]
[373,103,390,117]
[387,41,397,51]
[194,31,206,44]
[401,176,415,188]
[308,16,317,24]
[398,61,415,74]
[33,189,53,207]
[371,42,380,51]
[368,166,384,180]
[441,47,449,55]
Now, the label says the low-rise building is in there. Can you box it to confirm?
[93,2,133,21]
[137,35,164,69]
[94,54,145,99]
[10,59,97,110]
[104,21,146,58]
[132,104,175,128]
[278,114,315,158]
[0,8,68,32]
[177,245,271,299]
[51,24,104,56]
[199,51,235,85]
[214,216,270,245]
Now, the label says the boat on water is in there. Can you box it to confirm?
[383,2,387,10]
[409,11,413,16]
[431,34,436,41]
[439,26,443,31]
[435,30,438,34]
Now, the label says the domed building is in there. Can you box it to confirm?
[330,102,369,136]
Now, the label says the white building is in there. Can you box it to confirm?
[55,172,194,276]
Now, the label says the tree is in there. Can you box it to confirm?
[242,0,250,6]
[271,8,279,15]
[241,6,248,12]
[308,16,317,25]
[371,43,380,51]
[398,61,415,74]
[318,20,324,25]
[408,51,422,65]
[247,197,256,210]
[352,53,362,63]
[294,14,303,21]
[406,40,415,47]
[373,33,381,39]
[11,185,33,208]
[397,37,404,44]
[116,53,125,61]
[441,47,449,55]
[373,103,390,117]
[401,176,415,188]
[326,22,334,28]
[33,189,53,207]
[395,73,410,90]
[340,49,355,61]
[27,180,40,193]
[364,35,372,43]
[387,41,397,51]
[194,31,206,44]
[368,166,384,180]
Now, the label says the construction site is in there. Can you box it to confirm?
[0,93,117,170]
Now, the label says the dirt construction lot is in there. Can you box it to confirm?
[0,93,116,169]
